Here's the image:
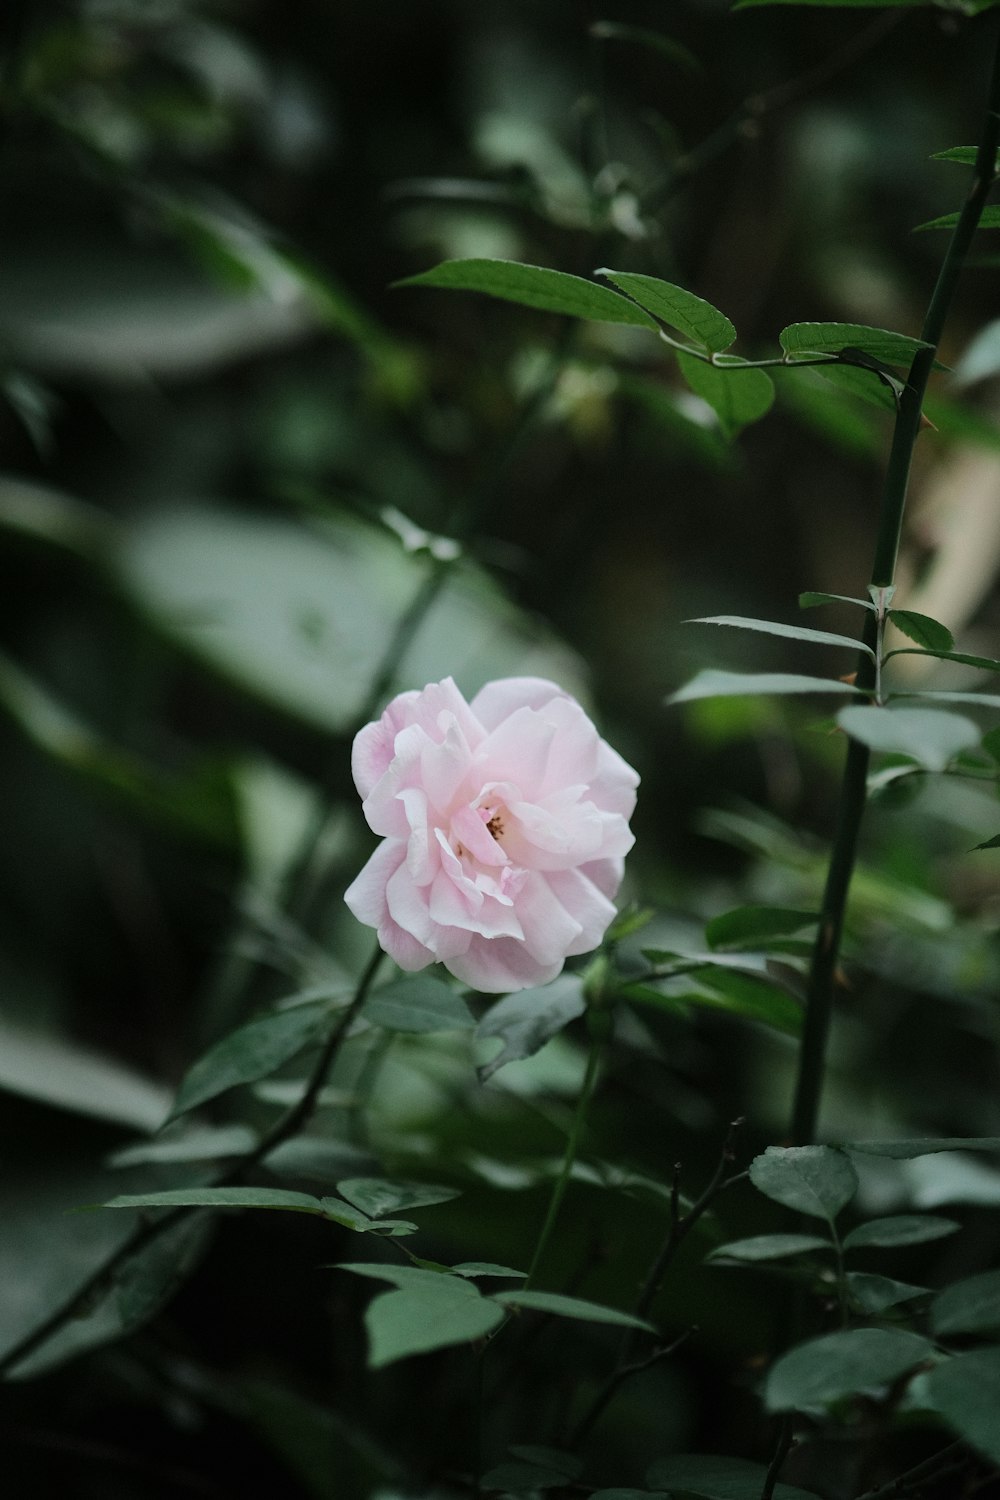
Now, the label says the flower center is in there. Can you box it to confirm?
[486,810,504,841]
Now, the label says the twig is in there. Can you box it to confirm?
[853,1440,968,1500]
[568,1327,695,1451]
[760,1416,795,1500]
[0,939,384,1380]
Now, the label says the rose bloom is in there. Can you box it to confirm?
[344,676,638,993]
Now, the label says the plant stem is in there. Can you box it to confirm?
[524,1030,602,1290]
[0,939,384,1381]
[790,21,1000,1147]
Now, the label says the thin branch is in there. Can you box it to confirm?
[0,939,384,1381]
[760,1416,795,1500]
[525,1029,603,1289]
[853,1440,968,1500]
[568,1328,696,1451]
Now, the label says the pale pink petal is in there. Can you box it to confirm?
[344,839,406,927]
[469,677,565,732]
[590,738,640,817]
[429,869,524,941]
[447,935,563,993]
[378,915,437,972]
[473,707,554,799]
[419,717,473,813]
[513,871,583,965]
[450,804,508,867]
[505,795,604,869]
[544,866,618,956]
[577,856,625,899]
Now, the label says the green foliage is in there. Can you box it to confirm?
[836,705,982,771]
[842,1215,960,1248]
[749,1146,858,1222]
[669,670,860,703]
[675,353,775,437]
[475,974,585,1081]
[778,322,932,366]
[597,272,736,352]
[931,1270,1000,1335]
[168,999,336,1120]
[395,260,658,327]
[888,610,955,652]
[927,1349,1000,1462]
[689,614,871,657]
[645,1455,820,1500]
[706,1233,830,1262]
[362,977,475,1033]
[765,1329,934,1412]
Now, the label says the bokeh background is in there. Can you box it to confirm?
[3,2,1000,1496]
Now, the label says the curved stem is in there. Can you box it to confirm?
[524,1031,602,1290]
[790,20,1000,1146]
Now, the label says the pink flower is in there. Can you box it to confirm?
[344,677,638,993]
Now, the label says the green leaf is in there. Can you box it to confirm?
[765,1328,934,1413]
[0,1017,170,1131]
[931,146,995,166]
[973,834,1000,850]
[706,1234,831,1263]
[680,966,803,1035]
[475,974,585,1082]
[889,610,955,651]
[799,591,876,612]
[932,1271,1000,1336]
[495,1290,655,1331]
[336,1263,454,1290]
[480,1460,572,1491]
[954,318,1000,385]
[846,1273,929,1315]
[168,1001,333,1121]
[886,647,1000,673]
[101,1187,415,1234]
[836,705,981,771]
[597,271,735,351]
[706,907,817,952]
[335,1179,460,1217]
[927,1348,1000,1463]
[917,204,1000,232]
[109,1124,258,1167]
[588,21,702,73]
[676,352,774,437]
[845,1137,1000,1158]
[779,322,931,367]
[749,1146,858,1222]
[668,670,861,705]
[688,615,871,657]
[647,1454,821,1500]
[451,1262,527,1279]
[364,1279,505,1368]
[892,689,1000,710]
[363,977,475,1033]
[394,260,657,327]
[842,1215,960,1249]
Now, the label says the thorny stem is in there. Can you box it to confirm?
[790,20,1000,1147]
[0,938,384,1381]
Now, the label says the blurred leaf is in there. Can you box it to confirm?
[807,361,899,411]
[889,611,955,651]
[116,507,579,733]
[475,974,585,1082]
[168,1000,334,1121]
[749,1146,858,1222]
[590,1492,667,1499]
[916,205,1000,232]
[668,670,860,704]
[927,1349,1000,1463]
[689,614,871,657]
[973,833,1000,850]
[495,1290,654,1330]
[886,647,1000,672]
[481,1460,572,1491]
[395,260,657,327]
[846,1273,929,1314]
[931,146,998,165]
[0,475,111,561]
[953,318,1000,385]
[707,1234,830,1263]
[676,353,774,437]
[102,1187,415,1233]
[363,977,475,1033]
[837,705,981,771]
[845,1138,1000,1158]
[335,1179,461,1217]
[765,1329,933,1413]
[706,906,817,951]
[589,22,701,72]
[0,650,237,847]
[799,591,876,612]
[932,1271,1000,1336]
[9,1211,213,1380]
[0,1018,170,1130]
[779,322,931,366]
[109,1124,258,1167]
[451,1263,527,1279]
[597,271,735,352]
[647,1455,821,1500]
[680,967,803,1035]
[363,1279,504,1368]
[842,1215,960,1249]
[890,689,1000,710]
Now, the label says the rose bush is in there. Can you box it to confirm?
[344,676,639,992]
